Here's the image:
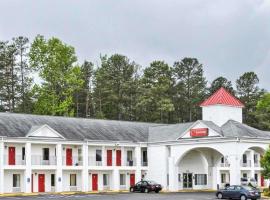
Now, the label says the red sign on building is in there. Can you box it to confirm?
[190,128,209,137]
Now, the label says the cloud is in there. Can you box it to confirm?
[1,0,270,90]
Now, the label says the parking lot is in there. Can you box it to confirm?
[0,192,266,200]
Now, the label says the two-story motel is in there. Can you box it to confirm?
[0,87,269,194]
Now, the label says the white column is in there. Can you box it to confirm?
[250,150,255,179]
[215,168,220,190]
[102,146,106,166]
[112,169,120,191]
[82,144,89,192]
[56,143,63,192]
[25,142,32,193]
[121,146,125,166]
[0,141,4,194]
[229,155,241,185]
[135,146,142,183]
[168,157,177,191]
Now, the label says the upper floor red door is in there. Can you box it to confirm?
[66,148,73,166]
[130,174,135,187]
[8,147,15,165]
[38,174,45,192]
[116,150,121,166]
[92,174,98,191]
[107,150,112,166]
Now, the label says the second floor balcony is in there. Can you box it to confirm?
[31,155,57,165]
[241,159,251,167]
[88,156,137,167]
[62,156,83,166]
[4,155,25,166]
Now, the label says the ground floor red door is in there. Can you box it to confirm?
[107,150,112,166]
[116,150,121,166]
[66,148,72,166]
[38,174,45,192]
[92,174,98,191]
[261,176,264,187]
[130,174,135,186]
[8,147,15,165]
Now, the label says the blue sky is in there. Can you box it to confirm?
[1,0,270,90]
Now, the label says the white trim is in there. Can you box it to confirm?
[25,124,65,139]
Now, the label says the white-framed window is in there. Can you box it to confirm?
[96,149,102,162]
[243,173,247,178]
[127,151,133,161]
[103,174,109,186]
[70,174,77,186]
[120,174,126,186]
[221,173,226,183]
[43,148,49,160]
[51,174,55,187]
[195,174,207,185]
[243,154,247,163]
[13,174,20,188]
[254,154,258,164]
[221,157,224,163]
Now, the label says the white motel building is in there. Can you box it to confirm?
[0,87,270,194]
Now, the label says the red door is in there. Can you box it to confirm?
[107,150,112,166]
[130,174,135,187]
[66,148,73,166]
[92,174,98,191]
[8,147,15,165]
[116,150,121,166]
[261,176,265,187]
[38,174,45,192]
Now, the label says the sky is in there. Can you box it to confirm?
[1,0,270,90]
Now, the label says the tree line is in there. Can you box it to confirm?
[0,35,269,130]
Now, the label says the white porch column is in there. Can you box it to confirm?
[168,157,177,191]
[82,143,89,192]
[112,169,120,191]
[0,140,4,194]
[215,168,221,190]
[25,142,32,193]
[250,150,255,179]
[102,146,106,166]
[121,146,125,166]
[135,146,142,183]
[56,143,63,192]
[229,155,241,185]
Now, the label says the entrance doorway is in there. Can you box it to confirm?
[183,173,193,189]
[130,174,135,187]
[92,174,98,191]
[38,174,45,192]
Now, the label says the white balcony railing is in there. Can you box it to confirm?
[254,162,260,167]
[31,155,56,165]
[142,161,148,166]
[4,155,25,165]
[62,156,83,166]
[220,162,230,167]
[88,156,136,166]
[241,159,251,167]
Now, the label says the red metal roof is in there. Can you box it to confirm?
[200,87,244,107]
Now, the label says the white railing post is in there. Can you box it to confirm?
[82,143,88,192]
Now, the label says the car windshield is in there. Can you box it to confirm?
[242,186,254,190]
[147,181,157,184]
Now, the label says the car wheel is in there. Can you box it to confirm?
[130,188,134,192]
[217,193,223,199]
[240,195,247,200]
[144,188,149,193]
[155,190,159,193]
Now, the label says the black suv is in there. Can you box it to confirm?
[130,180,162,193]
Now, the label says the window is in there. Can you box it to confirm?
[127,151,133,161]
[243,173,247,178]
[195,174,207,185]
[120,174,126,186]
[96,150,102,162]
[142,151,147,162]
[254,154,258,164]
[103,174,109,186]
[178,174,181,182]
[22,147,25,161]
[70,174,77,186]
[243,154,247,163]
[13,174,20,188]
[255,174,258,182]
[43,148,49,160]
[221,173,226,183]
[78,148,82,162]
[221,157,224,163]
[51,174,55,187]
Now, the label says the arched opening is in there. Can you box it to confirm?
[176,147,224,190]
[239,146,266,187]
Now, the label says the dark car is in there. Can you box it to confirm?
[130,180,162,193]
[216,185,260,200]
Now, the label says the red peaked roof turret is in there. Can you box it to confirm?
[200,87,244,107]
